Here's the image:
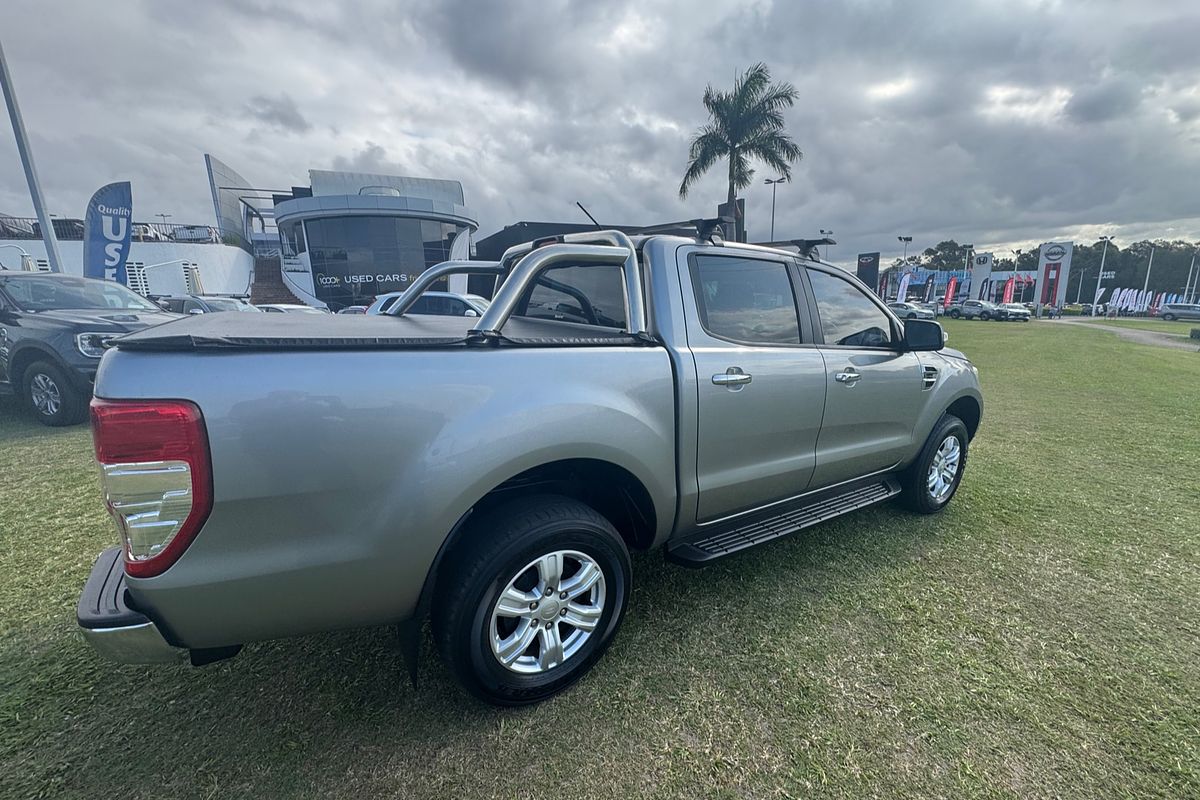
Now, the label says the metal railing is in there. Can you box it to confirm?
[0,216,227,244]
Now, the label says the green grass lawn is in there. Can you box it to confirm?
[2,320,1198,799]
[1074,317,1198,335]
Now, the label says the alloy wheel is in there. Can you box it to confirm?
[30,373,62,417]
[489,550,606,675]
[926,435,961,502]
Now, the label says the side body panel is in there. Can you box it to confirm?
[98,345,676,649]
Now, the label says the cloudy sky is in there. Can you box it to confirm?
[2,0,1199,265]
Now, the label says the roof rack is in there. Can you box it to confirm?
[753,236,837,261]
[633,215,734,243]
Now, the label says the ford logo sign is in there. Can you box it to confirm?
[1045,244,1067,261]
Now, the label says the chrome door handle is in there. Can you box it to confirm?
[712,368,752,386]
[835,369,861,384]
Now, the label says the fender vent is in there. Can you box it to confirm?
[922,365,938,390]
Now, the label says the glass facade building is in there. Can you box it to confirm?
[272,172,477,310]
[281,216,469,308]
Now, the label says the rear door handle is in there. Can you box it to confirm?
[712,368,752,386]
[835,368,861,384]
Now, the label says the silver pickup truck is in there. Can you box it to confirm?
[77,228,982,705]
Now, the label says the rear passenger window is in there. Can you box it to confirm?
[806,268,895,348]
[691,256,801,344]
[518,264,627,329]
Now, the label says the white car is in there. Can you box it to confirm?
[258,303,330,314]
[366,290,491,317]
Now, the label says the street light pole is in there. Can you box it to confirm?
[1184,248,1197,304]
[764,178,785,241]
[0,38,63,273]
[1092,236,1111,316]
[1011,249,1023,302]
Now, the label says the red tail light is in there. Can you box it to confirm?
[90,399,213,578]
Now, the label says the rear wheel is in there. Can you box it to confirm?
[433,495,631,705]
[22,361,87,427]
[899,414,968,514]
[949,309,961,319]
[1162,313,1176,321]
[979,312,991,321]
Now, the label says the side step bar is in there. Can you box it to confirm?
[666,477,901,565]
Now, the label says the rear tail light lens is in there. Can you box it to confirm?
[90,399,213,578]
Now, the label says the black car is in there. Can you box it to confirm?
[0,272,181,425]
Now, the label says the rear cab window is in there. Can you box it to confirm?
[516,264,627,329]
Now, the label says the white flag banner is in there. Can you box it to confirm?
[970,252,994,300]
[896,272,912,301]
[1094,286,1107,304]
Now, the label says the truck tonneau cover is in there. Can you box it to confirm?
[112,312,650,351]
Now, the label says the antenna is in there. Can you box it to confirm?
[576,202,602,230]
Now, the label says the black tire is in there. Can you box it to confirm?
[906,312,917,319]
[433,494,631,706]
[949,309,961,319]
[979,312,991,321]
[22,360,87,427]
[899,414,969,514]
[1162,313,1176,321]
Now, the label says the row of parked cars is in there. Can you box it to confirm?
[0,270,489,426]
[886,299,1032,321]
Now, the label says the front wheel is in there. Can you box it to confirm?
[433,495,631,705]
[949,309,961,319]
[979,312,991,321]
[899,414,969,514]
[1162,313,1176,321]
[22,361,87,426]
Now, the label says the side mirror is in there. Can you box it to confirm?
[188,308,206,315]
[904,319,944,351]
[464,309,479,317]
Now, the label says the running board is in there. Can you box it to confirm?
[666,477,901,565]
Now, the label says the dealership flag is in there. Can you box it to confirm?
[1002,276,1015,304]
[83,181,133,283]
[896,271,912,301]
[857,253,881,295]
[944,276,958,308]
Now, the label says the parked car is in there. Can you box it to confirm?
[156,295,261,314]
[258,303,331,314]
[1159,303,1200,321]
[887,301,935,320]
[1000,303,1032,321]
[0,272,181,425]
[169,225,221,243]
[367,290,492,317]
[948,299,1002,320]
[76,228,983,705]
[336,305,369,315]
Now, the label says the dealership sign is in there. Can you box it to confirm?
[83,182,133,283]
[1035,241,1073,307]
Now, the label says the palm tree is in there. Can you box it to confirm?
[679,63,803,220]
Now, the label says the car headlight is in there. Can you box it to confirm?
[76,332,115,358]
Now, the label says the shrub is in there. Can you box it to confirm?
[1190,328,1200,340]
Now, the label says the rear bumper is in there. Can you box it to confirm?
[76,547,187,664]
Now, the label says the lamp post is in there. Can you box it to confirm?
[1092,236,1111,316]
[155,213,172,226]
[898,235,912,265]
[764,178,785,241]
[1140,245,1155,314]
[1,39,63,273]
[820,229,833,261]
[1184,247,1197,304]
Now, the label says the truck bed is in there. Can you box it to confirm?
[114,312,652,352]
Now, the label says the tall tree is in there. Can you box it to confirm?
[678,63,803,214]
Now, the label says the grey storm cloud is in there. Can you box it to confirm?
[2,0,1200,265]
[245,93,311,133]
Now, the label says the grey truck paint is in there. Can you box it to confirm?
[91,234,982,651]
